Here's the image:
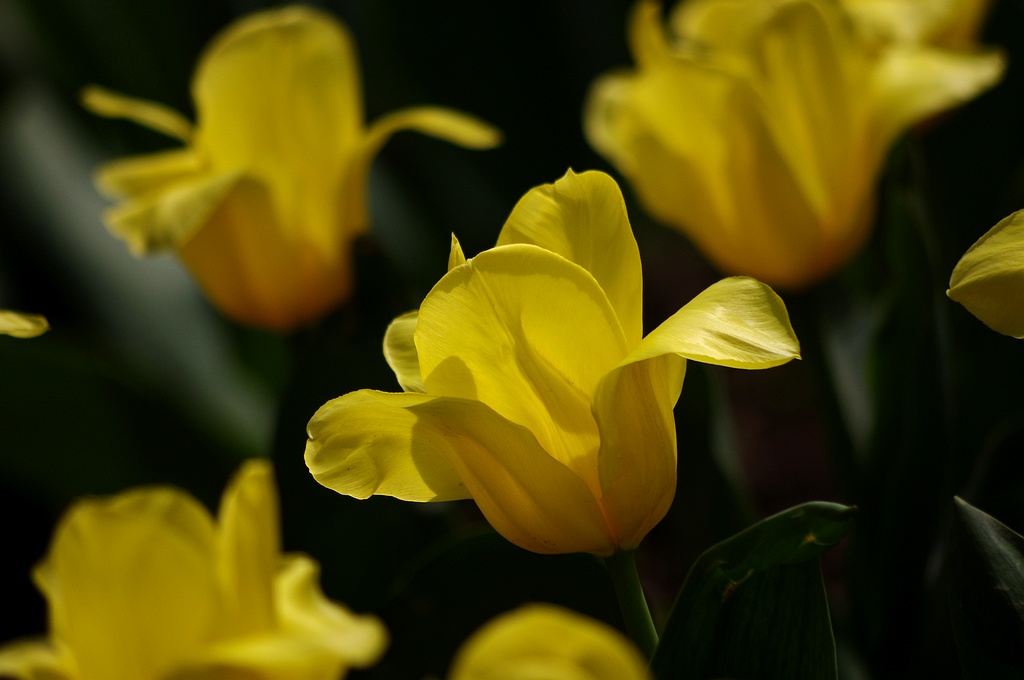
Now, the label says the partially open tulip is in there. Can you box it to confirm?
[0,459,387,680]
[0,311,48,338]
[585,0,1003,289]
[948,210,1024,338]
[448,604,652,680]
[83,6,500,331]
[306,170,800,556]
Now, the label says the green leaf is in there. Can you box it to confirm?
[651,501,855,680]
[949,497,1024,679]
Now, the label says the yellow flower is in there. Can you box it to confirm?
[0,459,387,680]
[842,0,992,49]
[448,604,652,680]
[948,210,1024,338]
[584,0,1003,289]
[83,6,500,331]
[0,311,48,338]
[305,170,799,556]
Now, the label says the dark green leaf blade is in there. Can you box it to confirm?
[949,496,1024,679]
[651,501,855,680]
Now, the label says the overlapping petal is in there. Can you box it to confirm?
[948,210,1024,338]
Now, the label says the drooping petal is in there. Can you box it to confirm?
[35,489,219,680]
[628,277,800,369]
[416,245,627,492]
[594,353,686,550]
[104,170,239,255]
[497,170,644,347]
[341,107,502,233]
[81,85,193,142]
[948,210,1024,338]
[178,556,387,680]
[869,45,1004,164]
[382,311,425,393]
[94,148,206,200]
[306,390,614,555]
[306,390,469,502]
[448,604,651,680]
[0,311,49,338]
[215,458,278,637]
[0,639,72,680]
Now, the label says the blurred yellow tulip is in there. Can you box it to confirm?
[448,604,652,680]
[948,210,1024,338]
[842,0,992,49]
[0,310,48,338]
[306,170,800,556]
[0,459,387,680]
[585,0,1003,289]
[83,6,500,330]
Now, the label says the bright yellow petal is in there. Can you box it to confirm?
[449,604,651,680]
[0,311,49,338]
[179,556,387,680]
[449,233,467,271]
[306,390,470,502]
[497,170,644,347]
[594,354,685,550]
[0,639,72,680]
[178,176,350,330]
[948,210,1024,338]
[36,488,219,680]
[94,148,205,200]
[215,458,278,637]
[870,45,1004,162]
[382,310,425,393]
[81,85,193,142]
[629,277,800,369]
[104,171,238,255]
[341,107,502,233]
[416,245,627,493]
[306,390,614,555]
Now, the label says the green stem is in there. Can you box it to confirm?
[604,549,659,659]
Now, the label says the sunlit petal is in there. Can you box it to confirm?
[497,170,644,346]
[629,277,800,369]
[948,210,1024,338]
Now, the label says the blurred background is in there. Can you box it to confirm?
[1,1,1023,678]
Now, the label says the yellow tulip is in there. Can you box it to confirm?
[448,604,652,680]
[306,170,800,556]
[584,0,1003,289]
[0,311,48,338]
[0,459,387,680]
[948,210,1024,338]
[83,6,500,331]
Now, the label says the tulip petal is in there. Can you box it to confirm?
[94,148,205,200]
[216,459,278,637]
[35,489,219,680]
[594,353,685,550]
[948,210,1024,338]
[306,390,614,555]
[449,604,651,680]
[81,85,193,142]
[104,170,239,255]
[871,45,1004,160]
[180,556,387,680]
[0,311,49,338]
[382,311,425,392]
[497,170,644,346]
[342,107,502,232]
[0,639,71,680]
[449,233,467,271]
[416,245,627,492]
[628,277,800,369]
[306,390,469,502]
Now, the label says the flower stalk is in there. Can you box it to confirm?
[604,550,659,660]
